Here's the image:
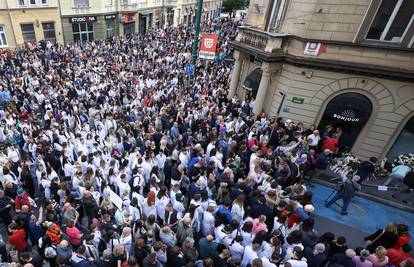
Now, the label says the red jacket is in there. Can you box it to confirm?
[392,235,410,250]
[15,193,31,211]
[8,229,28,251]
[387,248,409,265]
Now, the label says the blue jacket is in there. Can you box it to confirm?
[217,205,232,223]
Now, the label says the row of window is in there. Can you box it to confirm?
[0,19,120,47]
[72,19,117,42]
[267,0,414,47]
[17,0,48,6]
[0,22,55,47]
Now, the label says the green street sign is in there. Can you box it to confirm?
[292,97,304,104]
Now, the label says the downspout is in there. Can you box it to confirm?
[58,0,66,45]
[5,0,18,48]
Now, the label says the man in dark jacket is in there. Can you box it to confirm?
[326,249,357,267]
[251,196,274,230]
[312,149,332,182]
[82,190,98,223]
[325,175,361,215]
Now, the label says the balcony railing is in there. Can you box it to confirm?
[236,26,287,54]
[240,28,268,50]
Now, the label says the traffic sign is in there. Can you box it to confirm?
[185,64,195,76]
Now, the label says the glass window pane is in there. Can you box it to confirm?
[366,0,398,39]
[385,0,414,41]
[88,32,94,41]
[72,23,79,33]
[30,0,36,4]
[1,34,6,46]
[21,24,34,32]
[81,33,88,42]
[87,23,93,31]
[74,0,89,6]
[0,26,3,31]
[74,33,80,42]
[44,30,56,39]
[80,23,87,31]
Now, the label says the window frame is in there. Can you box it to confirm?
[354,0,414,47]
[17,0,27,7]
[29,0,37,6]
[106,19,115,38]
[40,0,48,6]
[73,0,90,8]
[20,23,36,43]
[42,22,56,41]
[72,22,94,42]
[267,0,289,33]
[0,25,8,48]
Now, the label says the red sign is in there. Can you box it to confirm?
[199,34,218,60]
[303,42,327,57]
[122,13,137,24]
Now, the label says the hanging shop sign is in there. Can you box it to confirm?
[304,42,326,57]
[69,16,97,23]
[199,34,218,60]
[333,109,360,122]
[105,14,117,20]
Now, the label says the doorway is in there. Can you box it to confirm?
[386,116,414,161]
[318,92,373,153]
[243,68,262,99]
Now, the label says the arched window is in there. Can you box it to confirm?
[243,68,262,98]
[318,93,373,153]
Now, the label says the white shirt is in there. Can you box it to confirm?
[230,241,245,261]
[241,245,258,267]
[231,203,244,222]
[201,211,215,236]
[307,134,320,147]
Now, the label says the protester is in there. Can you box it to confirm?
[0,15,411,267]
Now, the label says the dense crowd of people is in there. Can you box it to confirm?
[0,16,412,267]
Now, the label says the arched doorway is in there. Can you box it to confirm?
[318,92,373,153]
[243,68,262,99]
[386,116,414,161]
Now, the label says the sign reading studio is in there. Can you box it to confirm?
[333,109,360,122]
[69,16,97,23]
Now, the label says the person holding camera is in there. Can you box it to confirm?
[325,175,361,215]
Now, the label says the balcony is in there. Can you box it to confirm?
[234,26,287,55]
[231,26,414,81]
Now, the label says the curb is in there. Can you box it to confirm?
[313,178,414,214]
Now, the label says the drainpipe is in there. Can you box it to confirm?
[5,0,18,48]
[57,0,66,45]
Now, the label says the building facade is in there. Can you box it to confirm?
[59,0,222,44]
[0,0,63,49]
[229,0,414,161]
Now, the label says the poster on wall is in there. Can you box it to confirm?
[199,34,218,60]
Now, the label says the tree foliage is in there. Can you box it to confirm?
[222,0,248,15]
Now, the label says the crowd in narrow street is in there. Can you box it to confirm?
[0,17,412,267]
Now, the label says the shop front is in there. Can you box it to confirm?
[69,16,97,42]
[105,14,117,39]
[139,12,153,33]
[317,93,373,154]
[122,13,137,35]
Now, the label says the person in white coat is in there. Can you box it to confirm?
[241,243,261,267]
[231,195,245,222]
[201,205,216,236]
